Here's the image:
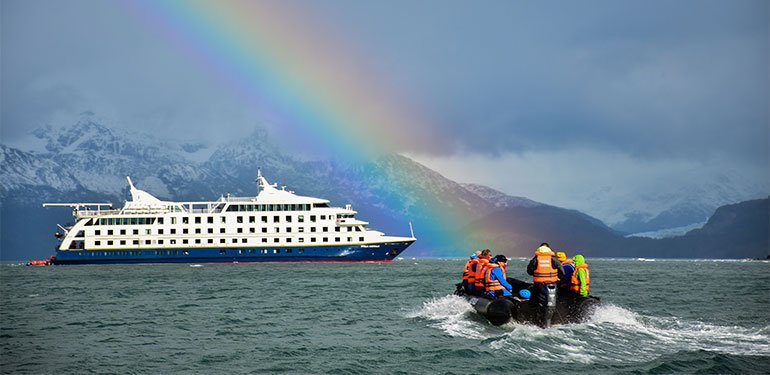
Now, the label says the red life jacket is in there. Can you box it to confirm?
[533,252,559,283]
[570,263,590,292]
[484,263,505,292]
[462,258,479,283]
[473,258,490,289]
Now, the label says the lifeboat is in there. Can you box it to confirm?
[27,256,55,266]
[455,278,600,328]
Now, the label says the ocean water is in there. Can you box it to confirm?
[1,258,769,374]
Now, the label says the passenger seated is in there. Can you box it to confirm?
[484,255,514,298]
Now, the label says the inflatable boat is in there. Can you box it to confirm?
[455,278,600,328]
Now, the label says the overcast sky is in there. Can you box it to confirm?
[2,0,768,217]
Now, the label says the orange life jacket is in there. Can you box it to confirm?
[533,252,559,283]
[570,263,590,292]
[563,259,574,266]
[462,258,479,283]
[473,258,490,289]
[484,263,505,292]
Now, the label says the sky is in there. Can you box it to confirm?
[1,0,768,221]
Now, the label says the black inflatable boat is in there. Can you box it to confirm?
[454,278,600,328]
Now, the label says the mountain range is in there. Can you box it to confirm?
[1,114,767,260]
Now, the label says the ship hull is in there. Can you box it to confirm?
[51,241,413,265]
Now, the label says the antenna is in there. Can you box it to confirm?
[409,221,415,239]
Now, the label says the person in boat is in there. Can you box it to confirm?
[472,249,492,295]
[484,255,514,297]
[556,251,575,292]
[569,254,590,297]
[461,251,482,293]
[526,243,564,305]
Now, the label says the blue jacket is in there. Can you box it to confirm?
[485,267,513,297]
[560,263,575,285]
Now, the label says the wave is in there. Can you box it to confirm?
[408,296,770,364]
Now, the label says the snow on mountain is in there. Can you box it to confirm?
[625,221,707,239]
[460,183,543,208]
[0,145,82,196]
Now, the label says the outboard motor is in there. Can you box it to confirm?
[541,284,558,328]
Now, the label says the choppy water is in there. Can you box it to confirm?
[2,259,769,374]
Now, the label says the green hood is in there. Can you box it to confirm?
[573,254,585,266]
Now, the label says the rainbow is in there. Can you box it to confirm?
[124,0,479,257]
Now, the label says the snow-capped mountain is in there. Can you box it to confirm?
[461,183,543,208]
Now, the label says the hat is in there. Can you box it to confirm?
[519,289,531,299]
[494,255,508,263]
[556,252,567,261]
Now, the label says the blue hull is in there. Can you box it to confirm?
[51,241,414,265]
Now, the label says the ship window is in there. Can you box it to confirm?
[321,215,326,220]
[355,226,362,232]
[208,239,213,244]
[262,228,267,233]
[323,227,328,232]
[261,249,268,254]
[157,218,164,225]
[158,240,164,244]
[335,237,340,242]
[237,216,243,223]
[310,227,316,232]
[347,237,352,242]
[220,228,225,233]
[289,204,295,211]
[286,215,292,223]
[298,238,304,243]
[120,240,126,245]
[146,229,151,235]
[261,216,268,223]
[298,215,304,223]
[95,241,101,246]
[313,203,329,208]
[347,227,352,232]
[268,204,274,211]
[232,238,237,243]
[220,239,225,244]
[195,217,201,224]
[359,237,364,242]
[298,228,304,233]
[250,249,256,254]
[323,237,328,242]
[171,217,177,224]
[241,238,247,243]
[273,249,279,254]
[183,239,188,244]
[220,250,226,255]
[286,238,292,243]
[108,230,113,235]
[144,240,151,245]
[158,229,164,235]
[310,238,316,243]
[131,218,138,225]
[335,227,340,232]
[95,230,101,236]
[310,215,316,222]
[274,238,279,243]
[249,216,255,223]
[282,204,289,211]
[108,240,113,245]
[120,229,126,235]
[208,228,213,234]
[183,217,189,224]
[195,239,201,244]
[170,239,176,244]
[276,205,282,212]
[183,229,189,234]
[221,217,226,224]
[275,228,280,233]
[171,229,176,234]
[208,217,214,224]
[249,228,255,233]
[286,228,292,233]
[195,228,201,234]
[139,218,146,225]
[133,229,139,235]
[273,216,279,223]
[287,248,293,253]
[262,238,267,243]
[237,228,243,233]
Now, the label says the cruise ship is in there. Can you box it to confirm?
[43,172,415,264]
